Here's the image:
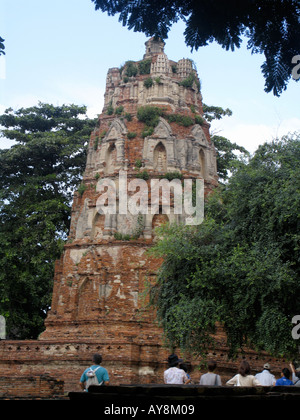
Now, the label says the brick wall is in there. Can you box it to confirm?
[0,374,64,399]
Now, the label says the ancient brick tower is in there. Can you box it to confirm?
[40,37,218,342]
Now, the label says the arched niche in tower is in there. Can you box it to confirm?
[153,141,167,172]
[105,118,127,142]
[105,142,117,175]
[91,213,106,240]
[151,212,169,239]
[153,118,173,138]
[190,124,208,147]
[97,118,126,172]
[76,277,95,320]
[199,148,206,178]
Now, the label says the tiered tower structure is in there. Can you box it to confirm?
[40,37,218,344]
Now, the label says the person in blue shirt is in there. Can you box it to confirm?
[80,353,110,391]
[275,368,294,386]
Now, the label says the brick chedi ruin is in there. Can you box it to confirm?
[0,38,284,396]
[40,37,218,343]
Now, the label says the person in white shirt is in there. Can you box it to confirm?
[255,363,276,386]
[199,360,222,386]
[226,360,261,387]
[164,354,190,384]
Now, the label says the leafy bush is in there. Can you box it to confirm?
[78,183,87,196]
[114,232,131,241]
[135,159,143,168]
[135,170,150,180]
[127,132,137,139]
[141,127,154,138]
[179,73,201,92]
[159,171,183,180]
[124,113,132,121]
[115,105,124,115]
[137,105,164,127]
[144,77,154,89]
[125,61,138,77]
[166,113,194,127]
[106,101,114,115]
[194,115,204,125]
[138,59,152,74]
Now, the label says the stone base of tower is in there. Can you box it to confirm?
[0,338,172,394]
[0,335,287,396]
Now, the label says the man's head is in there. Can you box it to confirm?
[282,368,291,379]
[92,353,102,365]
[208,361,217,372]
[167,354,183,367]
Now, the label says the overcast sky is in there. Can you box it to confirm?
[1,0,299,153]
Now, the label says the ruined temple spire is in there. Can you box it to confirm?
[143,37,165,59]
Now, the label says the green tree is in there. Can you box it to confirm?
[212,135,249,182]
[0,102,96,339]
[92,0,300,96]
[203,104,248,181]
[149,133,300,360]
[202,104,232,123]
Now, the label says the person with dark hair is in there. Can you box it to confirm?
[275,368,294,386]
[164,354,190,384]
[226,360,261,387]
[80,353,110,391]
[199,361,222,386]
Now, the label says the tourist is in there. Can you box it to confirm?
[179,362,192,383]
[79,353,110,391]
[226,360,261,386]
[254,363,276,386]
[199,360,222,386]
[275,368,294,386]
[164,354,190,384]
[290,363,300,386]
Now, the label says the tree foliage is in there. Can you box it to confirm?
[0,103,97,339]
[92,0,300,96]
[202,104,232,123]
[149,133,300,359]
[211,135,249,182]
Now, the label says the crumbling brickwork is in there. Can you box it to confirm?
[0,374,64,400]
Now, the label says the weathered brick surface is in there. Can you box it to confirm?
[0,374,64,399]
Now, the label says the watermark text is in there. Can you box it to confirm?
[95,170,204,225]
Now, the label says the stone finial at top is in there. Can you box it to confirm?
[144,37,165,59]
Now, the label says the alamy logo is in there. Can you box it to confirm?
[95,170,204,225]
[0,315,6,339]
[292,315,300,340]
[292,55,300,80]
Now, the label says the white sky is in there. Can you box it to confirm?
[1,0,299,153]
